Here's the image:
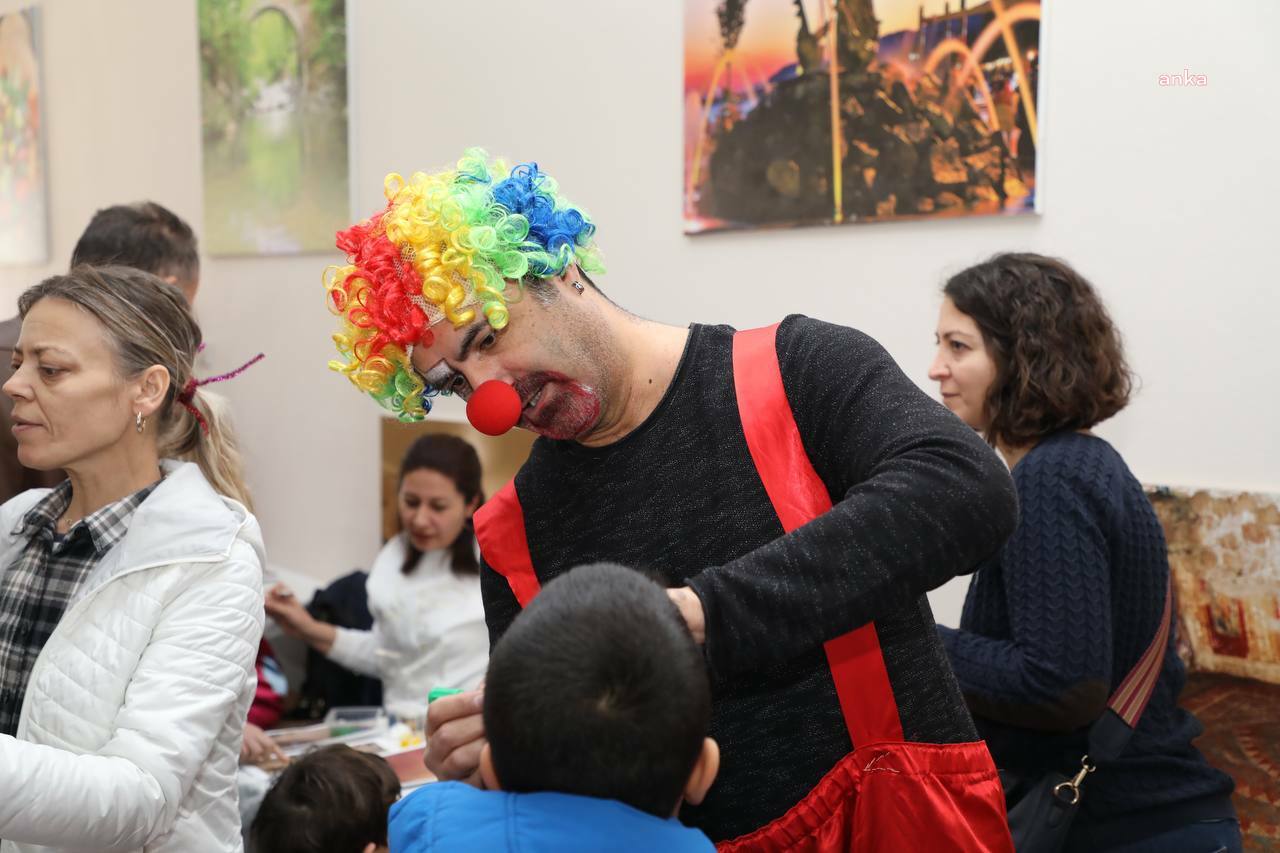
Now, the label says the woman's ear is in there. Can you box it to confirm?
[133,364,172,419]
[479,741,502,791]
[682,737,720,806]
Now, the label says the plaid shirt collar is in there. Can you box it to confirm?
[13,480,158,556]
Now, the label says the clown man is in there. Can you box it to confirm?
[323,149,1019,851]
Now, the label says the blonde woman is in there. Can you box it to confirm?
[0,266,264,852]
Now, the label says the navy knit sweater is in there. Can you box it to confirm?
[939,431,1234,841]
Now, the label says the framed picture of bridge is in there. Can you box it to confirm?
[683,0,1042,233]
[197,0,349,255]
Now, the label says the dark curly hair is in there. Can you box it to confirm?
[944,253,1134,448]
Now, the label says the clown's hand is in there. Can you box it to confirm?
[425,689,486,787]
[667,587,706,645]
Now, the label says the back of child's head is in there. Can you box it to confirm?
[250,744,400,853]
[483,562,712,817]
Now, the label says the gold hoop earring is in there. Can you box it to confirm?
[136,412,146,433]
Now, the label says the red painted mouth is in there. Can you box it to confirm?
[514,372,601,440]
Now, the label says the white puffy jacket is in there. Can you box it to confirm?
[0,461,265,852]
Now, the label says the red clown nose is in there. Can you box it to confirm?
[466,380,522,436]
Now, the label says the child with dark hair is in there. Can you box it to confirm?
[250,745,401,853]
[389,563,718,852]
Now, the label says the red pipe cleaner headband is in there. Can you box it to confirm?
[177,352,265,434]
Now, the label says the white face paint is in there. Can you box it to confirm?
[409,286,614,442]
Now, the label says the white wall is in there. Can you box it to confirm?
[1,0,1275,625]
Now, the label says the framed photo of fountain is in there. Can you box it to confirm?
[683,0,1042,233]
[197,0,349,255]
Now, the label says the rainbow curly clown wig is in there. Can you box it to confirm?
[324,148,602,421]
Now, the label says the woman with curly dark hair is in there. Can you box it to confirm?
[928,253,1240,853]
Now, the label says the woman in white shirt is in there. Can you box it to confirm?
[266,435,489,716]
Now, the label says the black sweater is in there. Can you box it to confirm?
[480,316,1018,841]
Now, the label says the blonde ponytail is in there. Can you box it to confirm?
[160,389,254,513]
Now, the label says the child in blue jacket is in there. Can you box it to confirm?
[389,563,718,852]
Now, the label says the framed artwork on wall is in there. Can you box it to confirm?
[684,0,1042,233]
[0,7,49,266]
[198,0,349,255]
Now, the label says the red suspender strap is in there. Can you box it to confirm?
[474,480,542,608]
[733,325,905,746]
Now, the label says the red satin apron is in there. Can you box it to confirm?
[476,324,1014,853]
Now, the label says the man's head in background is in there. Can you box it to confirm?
[71,202,200,304]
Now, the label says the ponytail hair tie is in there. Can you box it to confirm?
[178,352,265,434]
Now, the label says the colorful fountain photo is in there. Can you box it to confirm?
[683,0,1042,233]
